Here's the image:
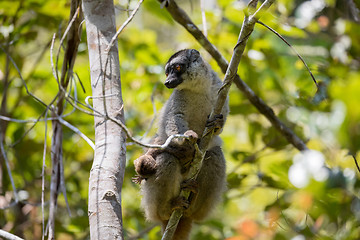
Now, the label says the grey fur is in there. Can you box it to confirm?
[134,49,228,240]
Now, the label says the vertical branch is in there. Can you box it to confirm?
[48,117,62,240]
[82,0,128,239]
[162,1,277,239]
[41,110,49,240]
[47,1,82,239]
[0,133,19,203]
[200,0,207,37]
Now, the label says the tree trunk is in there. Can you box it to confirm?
[82,0,126,239]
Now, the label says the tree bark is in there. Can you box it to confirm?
[82,0,126,239]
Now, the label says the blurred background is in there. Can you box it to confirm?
[0,0,360,239]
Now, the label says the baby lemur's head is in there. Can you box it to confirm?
[164,49,211,90]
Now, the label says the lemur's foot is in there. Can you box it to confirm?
[206,114,224,135]
[181,179,199,194]
[171,196,190,210]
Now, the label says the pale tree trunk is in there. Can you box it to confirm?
[82,0,126,239]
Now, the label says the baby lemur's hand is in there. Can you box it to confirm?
[132,175,145,184]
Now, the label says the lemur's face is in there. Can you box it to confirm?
[164,49,201,89]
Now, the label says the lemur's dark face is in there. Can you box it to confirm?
[164,49,200,89]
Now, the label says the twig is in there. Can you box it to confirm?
[58,117,95,150]
[353,155,360,174]
[84,94,119,113]
[0,90,171,152]
[140,83,158,140]
[159,0,308,152]
[41,110,49,240]
[127,223,159,240]
[9,96,58,148]
[0,114,95,150]
[109,115,192,149]
[0,133,19,203]
[107,0,144,52]
[0,230,24,240]
[50,33,60,85]
[200,0,207,37]
[0,115,54,123]
[0,45,47,108]
[55,6,81,89]
[256,20,318,88]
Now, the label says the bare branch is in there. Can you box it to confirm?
[256,20,318,88]
[353,155,360,174]
[108,115,192,150]
[41,110,49,240]
[9,98,58,148]
[0,134,19,203]
[200,0,207,37]
[203,0,276,147]
[0,114,95,150]
[50,33,60,86]
[58,117,95,150]
[127,223,159,240]
[0,45,48,108]
[56,6,81,86]
[139,83,158,140]
[0,230,24,240]
[158,0,308,152]
[107,0,144,52]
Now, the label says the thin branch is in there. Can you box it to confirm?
[139,83,158,140]
[55,6,81,88]
[256,20,318,88]
[127,223,159,240]
[0,134,19,203]
[0,230,24,240]
[0,91,168,152]
[50,33,60,85]
[41,110,49,240]
[86,93,192,150]
[0,45,48,108]
[0,113,95,149]
[200,0,207,37]
[159,0,308,152]
[107,0,144,52]
[109,115,191,149]
[58,117,95,150]
[353,155,360,174]
[9,96,58,148]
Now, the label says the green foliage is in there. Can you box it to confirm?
[0,0,360,239]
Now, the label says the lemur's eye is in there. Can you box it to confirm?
[165,72,169,77]
[175,65,181,72]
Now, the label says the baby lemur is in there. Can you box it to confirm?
[134,49,228,240]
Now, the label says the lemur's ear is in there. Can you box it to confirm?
[188,49,200,62]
